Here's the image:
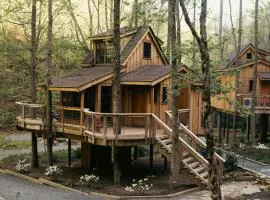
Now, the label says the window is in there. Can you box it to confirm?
[162,86,168,104]
[143,42,151,59]
[247,52,253,60]
[248,80,253,92]
[95,40,113,64]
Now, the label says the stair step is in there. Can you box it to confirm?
[161,144,172,149]
[189,161,200,169]
[199,171,208,179]
[161,139,172,144]
[158,135,169,140]
[183,156,194,164]
[183,152,189,158]
[194,166,206,174]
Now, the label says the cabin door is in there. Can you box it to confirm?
[178,88,189,109]
[131,87,147,126]
[101,86,112,113]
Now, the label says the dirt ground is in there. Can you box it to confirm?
[23,156,201,196]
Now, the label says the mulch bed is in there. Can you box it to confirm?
[5,156,201,196]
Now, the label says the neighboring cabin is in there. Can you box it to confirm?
[211,43,270,142]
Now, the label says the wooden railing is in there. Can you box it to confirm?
[53,106,84,134]
[165,111,225,180]
[238,94,270,108]
[15,101,46,129]
[165,109,190,127]
[84,109,162,144]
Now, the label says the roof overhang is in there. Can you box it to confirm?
[121,73,171,86]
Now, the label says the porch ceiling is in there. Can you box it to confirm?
[121,65,171,86]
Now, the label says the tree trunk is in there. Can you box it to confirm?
[112,0,121,184]
[232,0,242,147]
[131,0,138,27]
[228,0,237,52]
[169,0,180,188]
[219,0,223,61]
[31,0,39,168]
[179,0,222,199]
[250,0,259,145]
[87,0,93,47]
[46,0,53,166]
[192,0,196,66]
[176,1,181,65]
[105,0,109,31]
[167,0,172,62]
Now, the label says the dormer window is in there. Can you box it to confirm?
[247,52,253,60]
[95,40,113,64]
[143,42,151,59]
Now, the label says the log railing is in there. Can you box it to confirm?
[165,111,225,180]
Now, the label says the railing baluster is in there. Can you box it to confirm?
[104,116,107,144]
[92,115,95,142]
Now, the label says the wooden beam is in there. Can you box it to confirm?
[97,85,101,112]
[80,91,85,134]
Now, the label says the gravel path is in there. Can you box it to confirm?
[0,142,81,161]
[0,172,103,200]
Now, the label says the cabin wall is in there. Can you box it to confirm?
[124,32,165,73]
[189,87,203,134]
[211,74,236,112]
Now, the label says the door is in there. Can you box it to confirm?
[132,87,147,126]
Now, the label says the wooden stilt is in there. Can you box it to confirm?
[133,146,138,160]
[218,112,222,146]
[149,144,154,175]
[113,146,121,184]
[68,139,71,167]
[163,156,167,171]
[31,132,39,168]
[226,113,229,144]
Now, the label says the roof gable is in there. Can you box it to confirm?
[121,26,167,65]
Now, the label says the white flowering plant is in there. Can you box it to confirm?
[44,165,62,177]
[15,159,30,173]
[124,178,153,192]
[79,174,99,187]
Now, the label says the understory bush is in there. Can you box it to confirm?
[79,174,99,187]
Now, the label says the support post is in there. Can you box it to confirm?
[218,111,222,146]
[163,156,167,171]
[133,146,138,160]
[149,144,154,175]
[112,146,121,184]
[68,139,71,167]
[226,113,229,144]
[31,132,39,168]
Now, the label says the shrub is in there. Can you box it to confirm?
[224,152,238,171]
[79,174,99,187]
[15,159,30,173]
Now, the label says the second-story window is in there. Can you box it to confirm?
[96,40,113,64]
[247,52,253,60]
[162,86,168,104]
[248,80,254,92]
[143,42,151,59]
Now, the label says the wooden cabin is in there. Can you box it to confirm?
[15,26,223,184]
[211,43,270,142]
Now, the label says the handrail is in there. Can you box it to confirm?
[179,136,209,166]
[165,111,225,163]
[15,101,45,108]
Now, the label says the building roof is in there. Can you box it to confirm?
[258,72,270,80]
[89,26,140,39]
[49,65,114,91]
[121,65,171,85]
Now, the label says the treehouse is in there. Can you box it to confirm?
[211,43,270,142]
[15,25,224,184]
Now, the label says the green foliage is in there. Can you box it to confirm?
[224,152,238,171]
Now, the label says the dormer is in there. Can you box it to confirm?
[94,39,113,64]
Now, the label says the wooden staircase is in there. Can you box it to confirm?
[155,112,225,185]
[156,134,209,184]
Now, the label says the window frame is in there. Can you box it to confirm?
[161,85,168,104]
[143,42,152,59]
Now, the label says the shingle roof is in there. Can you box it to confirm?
[121,65,171,84]
[258,72,270,80]
[90,26,139,39]
[49,65,114,89]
